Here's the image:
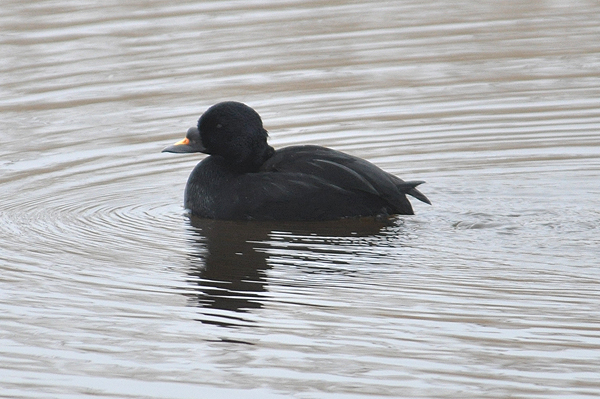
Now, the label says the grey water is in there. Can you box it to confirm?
[1,1,599,398]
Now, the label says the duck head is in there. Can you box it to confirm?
[163,101,274,171]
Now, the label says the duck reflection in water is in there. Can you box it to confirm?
[186,217,271,322]
[184,215,397,327]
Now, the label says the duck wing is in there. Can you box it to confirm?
[262,145,430,206]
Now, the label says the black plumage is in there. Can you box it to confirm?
[163,101,430,221]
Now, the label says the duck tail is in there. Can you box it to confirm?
[399,181,431,205]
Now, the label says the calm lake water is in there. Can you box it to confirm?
[1,1,600,398]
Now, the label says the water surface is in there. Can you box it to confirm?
[1,1,599,398]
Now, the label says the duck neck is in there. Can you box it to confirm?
[231,144,275,173]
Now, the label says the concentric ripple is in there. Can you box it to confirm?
[0,144,186,274]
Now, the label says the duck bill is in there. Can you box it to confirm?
[162,138,196,153]
[162,127,206,153]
